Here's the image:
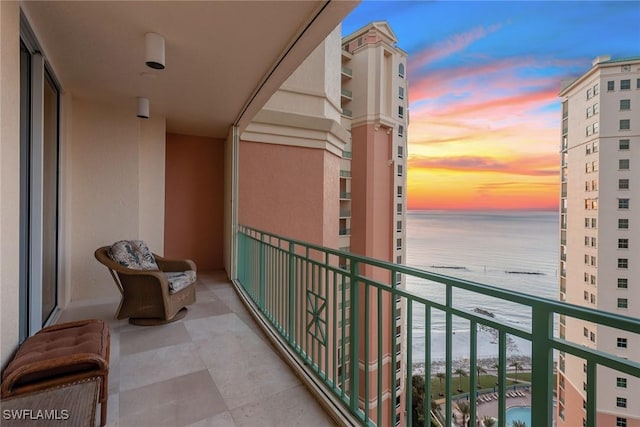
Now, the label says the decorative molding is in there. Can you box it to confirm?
[242,109,349,157]
[276,86,343,115]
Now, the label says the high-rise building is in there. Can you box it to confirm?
[339,21,408,267]
[341,22,409,426]
[241,21,408,426]
[558,56,640,427]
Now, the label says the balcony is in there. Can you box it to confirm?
[50,227,640,427]
[342,107,353,118]
[237,226,640,427]
[341,66,353,79]
[341,88,353,101]
[56,272,333,426]
[340,192,352,200]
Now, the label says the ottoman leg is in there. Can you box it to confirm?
[100,374,108,426]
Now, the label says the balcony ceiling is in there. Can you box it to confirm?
[22,1,356,138]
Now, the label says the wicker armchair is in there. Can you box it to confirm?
[95,241,196,325]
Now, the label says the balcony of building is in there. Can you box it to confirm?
[44,233,625,427]
[233,226,640,427]
[341,88,353,102]
[56,271,334,427]
[341,66,353,80]
[4,4,640,427]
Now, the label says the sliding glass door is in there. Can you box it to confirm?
[20,20,61,340]
[41,70,59,323]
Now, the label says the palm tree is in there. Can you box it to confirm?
[509,361,523,384]
[436,372,446,396]
[454,368,467,392]
[411,375,425,427]
[481,416,496,427]
[476,366,487,388]
[456,400,470,427]
[411,375,441,427]
[512,421,527,427]
[491,363,500,391]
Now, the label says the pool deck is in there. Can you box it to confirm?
[452,388,531,426]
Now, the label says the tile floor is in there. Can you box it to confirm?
[58,271,335,427]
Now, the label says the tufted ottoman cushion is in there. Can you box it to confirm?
[1,319,110,426]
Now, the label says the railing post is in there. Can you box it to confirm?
[586,361,597,427]
[349,261,360,415]
[406,299,413,427]
[237,229,244,284]
[445,285,452,427]
[288,241,295,343]
[531,304,554,427]
[259,234,265,308]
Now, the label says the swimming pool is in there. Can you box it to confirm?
[506,406,531,425]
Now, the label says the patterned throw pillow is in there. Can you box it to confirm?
[108,240,159,270]
[165,270,197,294]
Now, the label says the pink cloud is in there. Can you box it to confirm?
[409,23,503,77]
[408,153,559,177]
[429,87,559,118]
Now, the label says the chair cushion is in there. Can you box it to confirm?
[108,240,159,270]
[165,270,196,294]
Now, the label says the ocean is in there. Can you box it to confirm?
[405,210,559,364]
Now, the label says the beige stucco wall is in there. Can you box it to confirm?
[0,0,21,368]
[265,26,343,123]
[138,117,166,254]
[68,98,166,301]
[239,25,346,248]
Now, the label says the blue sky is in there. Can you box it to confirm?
[342,1,640,209]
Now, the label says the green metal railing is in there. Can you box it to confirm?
[237,225,640,427]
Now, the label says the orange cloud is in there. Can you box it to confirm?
[407,169,558,211]
[406,40,563,210]
[408,153,559,177]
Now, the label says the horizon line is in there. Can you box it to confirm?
[407,207,558,212]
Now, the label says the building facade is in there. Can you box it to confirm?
[342,22,409,426]
[558,56,640,427]
[240,21,409,426]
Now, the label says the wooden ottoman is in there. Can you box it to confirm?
[1,319,110,426]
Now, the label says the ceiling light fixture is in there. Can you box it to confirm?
[145,32,165,70]
[137,97,150,119]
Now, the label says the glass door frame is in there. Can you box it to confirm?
[19,12,62,339]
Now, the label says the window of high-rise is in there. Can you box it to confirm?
[620,99,630,110]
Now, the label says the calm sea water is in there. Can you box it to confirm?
[406,210,559,361]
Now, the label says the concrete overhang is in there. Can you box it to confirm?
[21,0,358,138]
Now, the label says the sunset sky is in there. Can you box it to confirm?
[342,1,640,210]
